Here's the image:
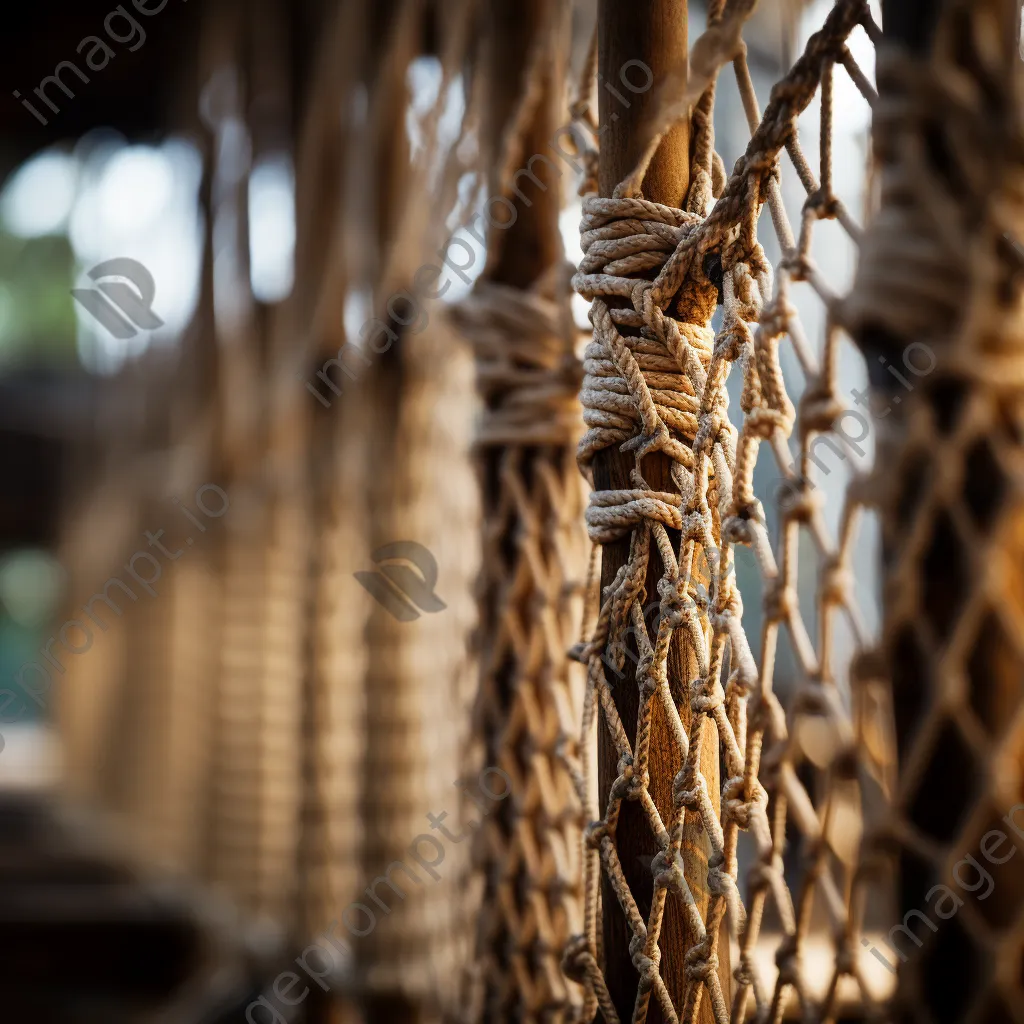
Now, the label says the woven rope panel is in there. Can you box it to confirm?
[454,276,590,1023]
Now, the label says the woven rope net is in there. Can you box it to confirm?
[566,2,893,1021]
[453,272,589,1022]
[844,1,1024,1020]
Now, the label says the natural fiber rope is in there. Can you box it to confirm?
[455,275,584,448]
[206,481,303,926]
[567,1,887,1021]
[453,265,590,1023]
[356,310,479,1017]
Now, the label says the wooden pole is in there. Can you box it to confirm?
[594,2,725,1020]
[879,0,942,58]
[485,0,563,284]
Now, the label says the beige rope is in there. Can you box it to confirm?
[455,273,583,447]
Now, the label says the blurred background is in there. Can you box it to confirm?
[0,0,880,1021]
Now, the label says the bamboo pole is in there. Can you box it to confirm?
[593,2,726,1020]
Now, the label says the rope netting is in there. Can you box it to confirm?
[447,6,594,1021]
[844,1,1024,1020]
[565,1,892,1021]
[453,272,589,1022]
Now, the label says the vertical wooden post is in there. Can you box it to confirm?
[484,0,563,284]
[593,2,725,1020]
[879,0,942,58]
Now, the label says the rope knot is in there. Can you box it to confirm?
[621,421,672,460]
[757,292,794,339]
[614,755,648,800]
[658,584,688,629]
[628,930,649,961]
[709,605,734,636]
[780,250,812,282]
[561,934,591,982]
[627,768,650,798]
[690,677,725,715]
[722,513,755,545]
[775,935,801,986]
[567,640,591,664]
[782,481,822,523]
[633,953,660,991]
[722,775,768,830]
[821,557,853,606]
[651,848,685,893]
[684,942,719,982]
[673,764,705,809]
[629,933,659,990]
[732,956,756,988]
[714,318,750,364]
[706,856,732,897]
[799,385,844,435]
[807,187,840,220]
[833,940,855,976]
[636,650,661,696]
[747,691,773,735]
[747,860,780,895]
[585,819,610,849]
[726,249,771,322]
[763,579,796,622]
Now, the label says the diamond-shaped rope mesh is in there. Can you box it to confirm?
[842,2,1024,1020]
[565,2,891,1021]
